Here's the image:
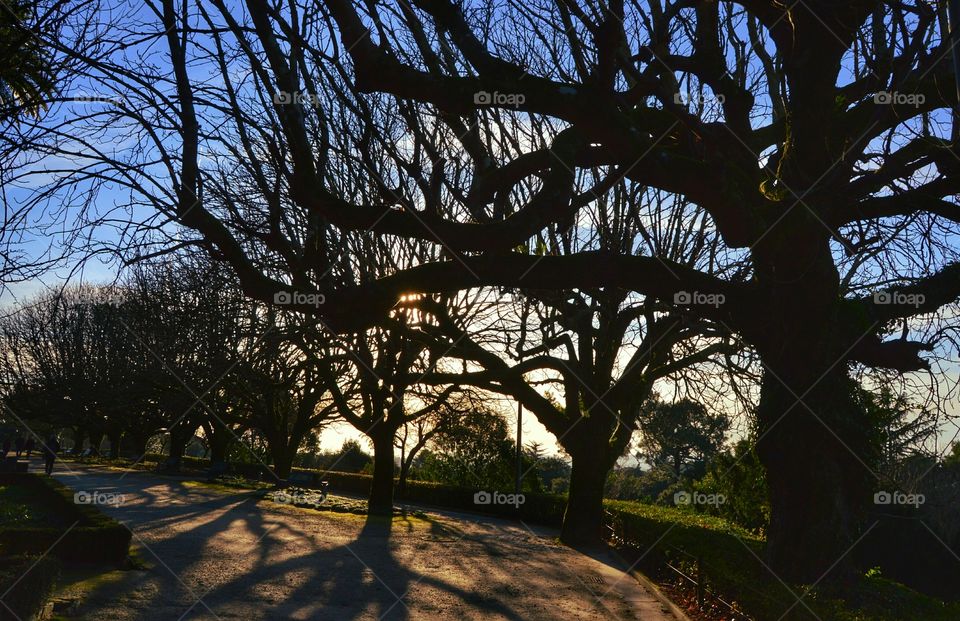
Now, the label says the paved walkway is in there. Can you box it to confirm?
[47,462,677,620]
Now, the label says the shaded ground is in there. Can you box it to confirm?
[44,461,678,620]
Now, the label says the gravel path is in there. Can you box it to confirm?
[49,463,678,621]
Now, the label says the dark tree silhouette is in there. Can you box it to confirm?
[0,0,57,119]
[637,398,731,480]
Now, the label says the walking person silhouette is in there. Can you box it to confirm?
[42,435,60,475]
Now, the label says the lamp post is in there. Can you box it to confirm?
[515,400,522,498]
[514,345,526,499]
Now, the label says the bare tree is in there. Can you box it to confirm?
[227,307,338,481]
[395,387,484,498]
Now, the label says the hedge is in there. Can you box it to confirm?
[602,500,781,615]
[0,555,61,621]
[0,474,131,563]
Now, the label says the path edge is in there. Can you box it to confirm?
[613,549,694,621]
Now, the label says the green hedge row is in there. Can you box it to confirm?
[0,474,131,563]
[0,555,61,621]
[282,468,568,525]
[603,499,782,617]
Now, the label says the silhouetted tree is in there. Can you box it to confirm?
[637,398,731,480]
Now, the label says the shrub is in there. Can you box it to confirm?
[0,555,61,621]
[401,479,567,525]
[252,466,568,524]
[603,499,775,615]
[0,474,131,563]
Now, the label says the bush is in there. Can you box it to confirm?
[245,465,568,525]
[694,439,770,534]
[602,500,960,621]
[401,479,567,525]
[603,499,776,615]
[0,474,131,563]
[0,555,61,621]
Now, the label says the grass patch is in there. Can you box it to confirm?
[265,488,428,519]
[181,478,271,494]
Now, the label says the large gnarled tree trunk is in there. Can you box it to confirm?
[751,240,875,582]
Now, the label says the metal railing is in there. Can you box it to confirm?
[603,508,768,620]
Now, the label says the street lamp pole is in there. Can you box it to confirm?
[515,400,522,498]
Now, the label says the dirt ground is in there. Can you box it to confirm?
[44,463,679,620]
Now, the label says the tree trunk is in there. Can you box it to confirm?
[749,240,874,584]
[397,457,411,500]
[108,431,122,459]
[271,445,294,482]
[756,365,872,584]
[169,429,190,458]
[368,428,396,515]
[204,421,231,463]
[88,432,104,455]
[72,427,86,452]
[561,450,610,546]
[166,426,193,472]
[209,432,229,463]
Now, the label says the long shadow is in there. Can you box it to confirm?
[56,468,526,620]
[182,510,526,620]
